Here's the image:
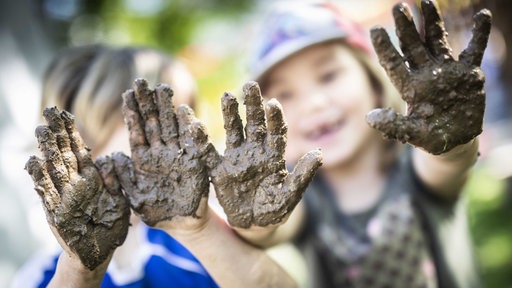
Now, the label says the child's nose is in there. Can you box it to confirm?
[303,91,330,113]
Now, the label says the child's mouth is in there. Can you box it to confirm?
[306,119,344,143]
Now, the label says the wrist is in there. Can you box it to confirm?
[49,251,111,288]
[155,197,212,239]
[158,211,213,240]
[438,138,479,161]
[234,225,279,247]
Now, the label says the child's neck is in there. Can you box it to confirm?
[322,142,386,214]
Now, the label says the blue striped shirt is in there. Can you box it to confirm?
[12,224,218,288]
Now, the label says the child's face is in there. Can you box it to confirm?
[264,43,380,168]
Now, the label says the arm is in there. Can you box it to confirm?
[367,0,491,199]
[413,139,479,199]
[25,107,130,288]
[48,252,110,288]
[159,206,297,288]
[112,79,301,287]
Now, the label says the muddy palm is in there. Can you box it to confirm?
[367,0,492,154]
[208,82,323,228]
[25,107,130,270]
[112,79,215,228]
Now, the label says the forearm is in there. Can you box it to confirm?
[48,251,110,288]
[413,138,479,199]
[161,209,297,288]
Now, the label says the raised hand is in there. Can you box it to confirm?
[367,0,492,155]
[112,79,215,229]
[208,82,322,229]
[25,107,130,270]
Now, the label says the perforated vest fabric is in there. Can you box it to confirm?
[296,149,480,288]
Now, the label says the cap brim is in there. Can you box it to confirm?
[251,30,347,83]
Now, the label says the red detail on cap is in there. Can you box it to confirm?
[322,2,372,54]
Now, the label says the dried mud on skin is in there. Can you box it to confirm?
[112,79,214,227]
[116,80,322,229]
[26,107,130,270]
[367,0,492,155]
[209,82,323,228]
[26,78,323,271]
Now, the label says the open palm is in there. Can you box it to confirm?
[26,107,130,270]
[367,0,491,154]
[208,82,322,228]
[113,79,214,229]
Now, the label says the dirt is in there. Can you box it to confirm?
[208,82,323,228]
[367,1,491,155]
[26,79,322,269]
[113,80,321,229]
[112,79,214,227]
[26,107,130,270]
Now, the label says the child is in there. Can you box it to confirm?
[18,44,299,288]
[14,44,218,288]
[226,1,491,287]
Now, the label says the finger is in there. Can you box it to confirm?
[370,27,409,91]
[95,155,122,196]
[221,92,244,149]
[393,3,430,68]
[122,89,148,158]
[155,84,179,149]
[243,81,267,144]
[190,121,210,151]
[111,152,137,197]
[133,78,163,147]
[60,110,95,172]
[176,104,196,151]
[459,9,492,67]
[190,121,222,171]
[25,155,60,212]
[204,143,221,173]
[265,98,287,156]
[35,125,70,191]
[284,149,323,199]
[366,108,420,143]
[421,0,453,61]
[43,107,78,174]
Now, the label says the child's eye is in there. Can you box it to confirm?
[275,91,293,102]
[319,69,340,84]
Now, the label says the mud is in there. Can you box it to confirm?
[26,107,130,270]
[367,0,492,155]
[209,82,323,228]
[112,79,214,227]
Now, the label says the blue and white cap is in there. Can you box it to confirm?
[249,1,371,82]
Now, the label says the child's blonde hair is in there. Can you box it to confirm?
[41,45,196,154]
[347,43,405,170]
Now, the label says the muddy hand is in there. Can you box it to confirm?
[208,82,322,229]
[25,107,130,270]
[113,79,214,228]
[367,0,491,154]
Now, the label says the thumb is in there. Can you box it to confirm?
[366,108,419,143]
[111,152,137,198]
[284,149,322,202]
[95,155,122,196]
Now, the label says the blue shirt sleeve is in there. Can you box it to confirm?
[17,226,218,288]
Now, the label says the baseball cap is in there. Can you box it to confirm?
[249,1,371,82]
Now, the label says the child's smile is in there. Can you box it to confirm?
[305,116,345,145]
[264,43,380,168]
